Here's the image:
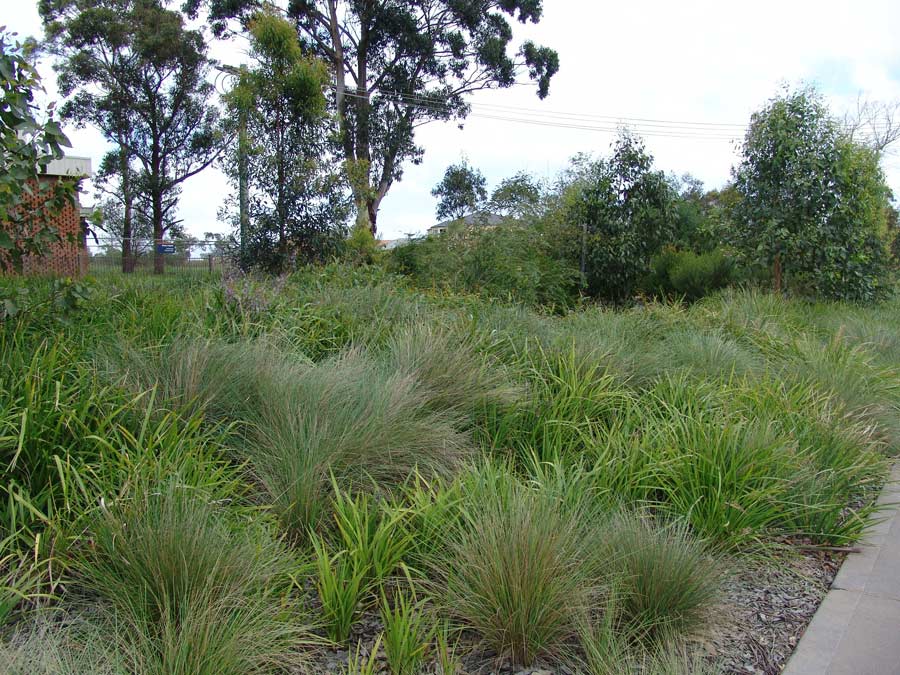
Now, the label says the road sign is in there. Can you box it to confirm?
[156,243,176,254]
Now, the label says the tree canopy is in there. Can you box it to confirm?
[566,131,676,301]
[432,159,487,221]
[185,0,559,234]
[42,0,222,273]
[732,86,893,301]
[223,11,350,272]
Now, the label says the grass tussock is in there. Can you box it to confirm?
[77,479,308,675]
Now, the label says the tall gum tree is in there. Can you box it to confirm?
[41,0,141,271]
[42,0,222,273]
[186,0,559,235]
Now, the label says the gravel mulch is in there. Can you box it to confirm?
[691,548,843,674]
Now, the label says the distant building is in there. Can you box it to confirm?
[2,155,92,276]
[376,238,414,250]
[426,212,508,236]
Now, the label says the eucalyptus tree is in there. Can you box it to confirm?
[733,86,892,301]
[488,171,544,219]
[566,131,676,302]
[187,0,560,234]
[42,0,222,273]
[432,160,487,221]
[223,12,351,272]
[42,0,142,270]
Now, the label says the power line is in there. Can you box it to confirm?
[331,84,746,133]
[333,87,742,141]
[328,84,899,141]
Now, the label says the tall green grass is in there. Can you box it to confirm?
[77,478,308,675]
[2,267,896,673]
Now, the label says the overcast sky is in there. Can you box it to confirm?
[8,0,900,240]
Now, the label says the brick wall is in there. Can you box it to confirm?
[2,176,87,277]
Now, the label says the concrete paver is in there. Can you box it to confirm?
[783,464,900,675]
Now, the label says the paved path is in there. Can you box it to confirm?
[783,463,900,675]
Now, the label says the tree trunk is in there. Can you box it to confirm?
[121,153,135,273]
[773,253,782,294]
[238,112,249,261]
[152,190,164,275]
[367,198,378,235]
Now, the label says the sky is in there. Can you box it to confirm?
[8,0,900,240]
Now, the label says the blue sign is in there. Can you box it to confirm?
[156,243,176,254]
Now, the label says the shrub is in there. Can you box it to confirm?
[388,221,579,309]
[646,248,734,302]
[77,479,307,675]
[564,131,676,302]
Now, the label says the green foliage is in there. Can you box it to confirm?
[645,248,734,302]
[189,0,558,231]
[432,160,488,220]
[382,322,519,423]
[489,171,545,219]
[434,619,463,675]
[732,86,893,301]
[2,267,897,672]
[118,338,472,537]
[345,224,380,265]
[330,484,412,588]
[598,513,719,637]
[41,0,221,274]
[312,533,369,644]
[0,29,74,273]
[1,277,94,322]
[380,588,434,675]
[433,469,597,666]
[566,131,677,302]
[343,635,383,675]
[226,11,349,272]
[389,221,579,308]
[78,478,307,675]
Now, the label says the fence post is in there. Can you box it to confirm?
[208,255,213,274]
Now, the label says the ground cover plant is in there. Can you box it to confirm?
[1,267,897,673]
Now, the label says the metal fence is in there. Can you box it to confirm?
[84,238,229,276]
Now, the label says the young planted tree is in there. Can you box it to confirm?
[733,86,892,300]
[42,0,222,274]
[0,30,75,273]
[188,0,560,235]
[224,12,350,272]
[566,131,675,302]
[432,160,487,221]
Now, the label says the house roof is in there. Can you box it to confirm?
[428,212,507,232]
